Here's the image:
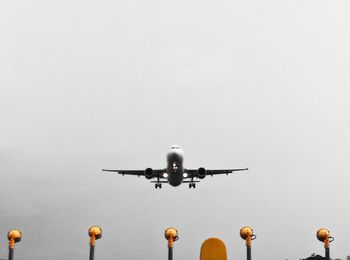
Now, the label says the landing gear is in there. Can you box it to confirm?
[155,183,162,189]
[189,183,196,189]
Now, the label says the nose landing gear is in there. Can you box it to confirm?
[155,183,162,189]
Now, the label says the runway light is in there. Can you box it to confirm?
[163,173,168,178]
[165,227,178,246]
[89,225,102,246]
[316,228,334,260]
[8,229,22,260]
[165,227,179,260]
[8,230,22,245]
[240,226,254,240]
[317,228,330,243]
[240,226,256,260]
[183,173,188,178]
[89,226,102,260]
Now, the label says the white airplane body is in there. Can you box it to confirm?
[102,145,248,189]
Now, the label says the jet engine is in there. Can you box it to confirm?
[144,168,153,179]
[197,167,207,179]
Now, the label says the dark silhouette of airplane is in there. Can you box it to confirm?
[102,145,248,189]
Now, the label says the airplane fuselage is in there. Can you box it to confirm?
[166,147,184,187]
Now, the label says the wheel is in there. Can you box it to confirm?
[159,184,162,189]
[193,183,196,189]
[155,184,158,189]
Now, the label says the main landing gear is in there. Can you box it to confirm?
[189,183,196,189]
[155,183,162,189]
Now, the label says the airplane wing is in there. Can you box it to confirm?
[185,168,248,178]
[102,169,166,178]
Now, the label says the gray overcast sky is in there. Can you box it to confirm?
[1,1,350,259]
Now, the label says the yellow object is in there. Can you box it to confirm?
[88,226,102,246]
[240,226,254,247]
[200,238,227,260]
[7,229,22,249]
[316,228,331,248]
[164,227,178,248]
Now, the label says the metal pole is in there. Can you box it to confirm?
[165,228,178,260]
[88,225,102,260]
[247,245,251,260]
[240,226,255,260]
[7,230,21,260]
[168,246,173,260]
[8,248,14,260]
[325,247,330,260]
[317,229,333,260]
[89,244,95,260]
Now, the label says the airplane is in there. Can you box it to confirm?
[102,145,248,189]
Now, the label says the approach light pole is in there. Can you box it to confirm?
[7,229,21,260]
[88,225,102,260]
[164,227,178,260]
[316,228,334,260]
[240,226,256,260]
